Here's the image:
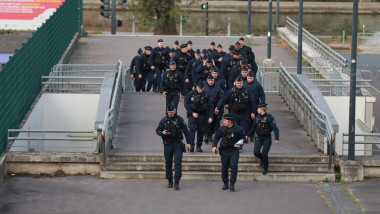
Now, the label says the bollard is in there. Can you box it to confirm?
[227,17,231,36]
[362,25,365,44]
[180,15,183,36]
[132,15,135,34]
[248,0,252,35]
[343,30,345,45]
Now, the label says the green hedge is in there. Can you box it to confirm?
[0,0,83,155]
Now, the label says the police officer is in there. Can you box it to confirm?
[212,114,245,192]
[187,40,195,59]
[194,58,213,87]
[171,40,180,56]
[149,39,169,92]
[217,75,256,138]
[246,103,279,175]
[211,44,226,69]
[228,58,249,88]
[207,41,216,56]
[130,48,143,91]
[156,105,194,190]
[173,43,190,76]
[239,37,258,76]
[185,49,202,91]
[221,49,241,90]
[136,46,154,92]
[244,70,265,114]
[161,61,186,109]
[211,66,227,93]
[204,74,224,144]
[184,80,214,152]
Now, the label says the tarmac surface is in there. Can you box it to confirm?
[0,176,332,214]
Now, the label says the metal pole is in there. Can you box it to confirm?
[297,0,303,74]
[111,0,116,34]
[267,0,272,59]
[132,15,135,34]
[276,0,279,33]
[248,0,252,35]
[180,15,183,36]
[343,30,345,45]
[348,0,359,161]
[227,17,231,36]
[206,2,209,36]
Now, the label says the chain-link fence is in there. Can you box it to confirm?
[0,0,83,156]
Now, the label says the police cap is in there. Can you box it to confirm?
[242,66,249,71]
[248,70,255,77]
[144,46,152,50]
[217,44,222,48]
[210,41,215,45]
[158,39,163,43]
[228,45,234,51]
[235,41,240,46]
[232,50,239,55]
[239,37,244,41]
[206,58,213,63]
[169,60,176,65]
[187,40,193,45]
[137,48,143,54]
[197,80,205,88]
[202,49,207,54]
[174,40,179,45]
[180,44,187,49]
[257,103,268,108]
[235,74,243,82]
[167,104,176,111]
[207,73,214,79]
[195,49,201,54]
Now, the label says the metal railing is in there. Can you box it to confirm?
[0,0,83,157]
[358,32,380,46]
[257,67,280,95]
[285,17,348,70]
[7,129,95,152]
[343,133,380,155]
[101,61,125,170]
[279,64,335,172]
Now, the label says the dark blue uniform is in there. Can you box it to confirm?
[149,47,169,92]
[173,50,191,90]
[136,53,154,92]
[130,55,139,90]
[184,90,214,149]
[244,79,265,114]
[246,113,279,172]
[160,69,187,109]
[220,55,240,89]
[219,86,256,135]
[156,114,193,181]
[185,57,202,91]
[194,64,213,87]
[241,45,258,76]
[204,82,224,137]
[212,124,245,186]
[213,75,227,93]
[211,50,227,69]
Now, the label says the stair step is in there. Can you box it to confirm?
[100,171,335,182]
[104,162,330,173]
[107,154,330,164]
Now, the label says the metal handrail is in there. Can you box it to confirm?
[285,17,348,70]
[101,60,125,170]
[279,63,335,173]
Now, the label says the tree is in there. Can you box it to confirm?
[129,0,198,35]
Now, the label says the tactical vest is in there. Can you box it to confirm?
[164,71,180,90]
[207,49,216,56]
[255,114,272,136]
[154,48,166,65]
[142,54,150,73]
[220,126,239,150]
[201,66,211,80]
[176,53,188,72]
[163,116,183,140]
[227,58,240,76]
[190,93,209,113]
[229,87,249,112]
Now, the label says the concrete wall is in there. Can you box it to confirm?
[325,96,376,156]
[0,153,6,184]
[11,93,100,152]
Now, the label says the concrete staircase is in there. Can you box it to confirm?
[100,154,335,182]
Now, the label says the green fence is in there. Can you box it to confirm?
[0,0,83,156]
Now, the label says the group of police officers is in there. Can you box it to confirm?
[131,38,279,191]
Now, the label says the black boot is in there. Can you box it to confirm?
[262,169,268,175]
[167,179,173,188]
[174,179,180,190]
[229,183,235,192]
[222,183,229,190]
[197,146,203,152]
[190,145,194,152]
[208,134,213,142]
